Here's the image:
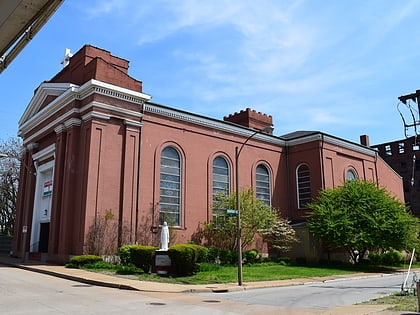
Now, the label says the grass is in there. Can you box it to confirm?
[175,263,357,284]
[81,261,398,285]
[361,292,419,312]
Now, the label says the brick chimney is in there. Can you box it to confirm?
[49,45,143,92]
[360,134,370,147]
[224,108,273,134]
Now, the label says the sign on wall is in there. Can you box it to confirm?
[43,180,53,197]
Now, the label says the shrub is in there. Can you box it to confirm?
[229,250,239,265]
[244,249,260,264]
[115,265,144,275]
[295,256,307,265]
[218,249,231,264]
[66,255,103,268]
[83,260,113,269]
[129,245,157,273]
[168,244,207,276]
[368,253,382,265]
[193,244,208,263]
[118,245,132,265]
[275,256,291,265]
[368,250,403,266]
[382,250,403,266]
[217,249,238,265]
[205,246,220,263]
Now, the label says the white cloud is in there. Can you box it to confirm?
[69,0,420,143]
[83,0,130,18]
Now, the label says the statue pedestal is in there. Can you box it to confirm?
[155,250,171,275]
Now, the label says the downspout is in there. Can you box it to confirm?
[374,151,379,187]
[135,110,144,244]
[320,134,325,189]
[135,129,141,244]
[118,127,126,247]
[285,142,291,219]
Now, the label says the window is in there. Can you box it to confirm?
[399,142,405,154]
[256,164,271,206]
[346,168,358,181]
[297,164,311,209]
[385,144,392,156]
[212,156,230,197]
[160,147,181,226]
[212,156,230,222]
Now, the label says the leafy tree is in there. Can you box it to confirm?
[0,137,21,236]
[307,180,420,264]
[200,187,288,251]
[260,218,299,253]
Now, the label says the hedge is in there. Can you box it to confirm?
[118,245,157,273]
[66,255,103,268]
[167,244,207,276]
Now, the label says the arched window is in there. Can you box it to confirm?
[212,156,230,222]
[346,168,358,181]
[212,156,230,198]
[256,164,271,206]
[160,147,181,226]
[297,164,311,209]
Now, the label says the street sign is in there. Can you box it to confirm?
[226,209,238,217]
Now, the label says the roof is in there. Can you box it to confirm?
[280,130,320,140]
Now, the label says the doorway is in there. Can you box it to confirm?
[38,222,50,253]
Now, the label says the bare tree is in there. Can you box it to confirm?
[85,210,132,256]
[0,137,22,236]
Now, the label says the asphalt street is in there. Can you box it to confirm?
[194,273,414,310]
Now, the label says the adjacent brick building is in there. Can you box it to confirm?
[13,45,404,263]
[371,90,420,217]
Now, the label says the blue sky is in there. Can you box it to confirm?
[1,0,420,145]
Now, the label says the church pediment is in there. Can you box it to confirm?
[19,79,151,139]
[19,82,78,128]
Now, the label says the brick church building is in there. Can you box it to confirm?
[13,45,404,263]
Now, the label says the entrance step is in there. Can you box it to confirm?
[29,252,42,261]
[0,235,12,254]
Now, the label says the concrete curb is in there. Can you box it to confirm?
[1,255,418,295]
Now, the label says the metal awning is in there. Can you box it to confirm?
[0,0,64,73]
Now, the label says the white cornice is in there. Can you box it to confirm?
[64,118,82,128]
[286,133,376,157]
[32,144,55,162]
[79,79,151,104]
[80,101,143,120]
[19,82,78,124]
[22,108,79,144]
[124,119,143,128]
[19,80,150,139]
[82,112,111,122]
[144,103,284,146]
[144,104,376,157]
[323,135,375,156]
[54,124,65,134]
[19,84,79,132]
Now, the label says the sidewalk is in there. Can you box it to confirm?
[0,254,417,314]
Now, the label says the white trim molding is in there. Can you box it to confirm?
[19,80,151,138]
[32,144,56,162]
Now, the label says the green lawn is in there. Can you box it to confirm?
[84,261,398,285]
[82,261,419,312]
[361,293,418,312]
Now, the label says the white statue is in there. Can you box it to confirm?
[160,221,170,251]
